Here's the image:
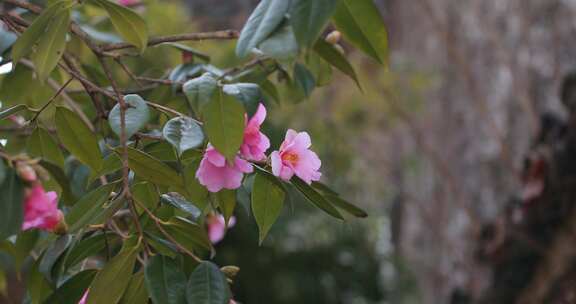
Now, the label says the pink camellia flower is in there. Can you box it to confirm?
[22,185,63,231]
[196,145,253,192]
[271,129,321,184]
[207,214,236,244]
[78,290,88,304]
[240,104,270,161]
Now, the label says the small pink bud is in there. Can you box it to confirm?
[17,163,37,182]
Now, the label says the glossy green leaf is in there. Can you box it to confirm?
[0,169,24,240]
[258,23,299,61]
[120,271,148,304]
[86,245,138,304]
[202,90,245,161]
[292,177,343,220]
[124,147,184,188]
[66,183,116,232]
[290,0,339,47]
[145,255,187,304]
[161,217,212,255]
[31,7,70,82]
[109,94,150,139]
[186,261,230,304]
[216,190,236,226]
[163,116,204,155]
[161,193,202,220]
[306,51,333,86]
[332,0,389,64]
[313,39,360,87]
[89,153,123,182]
[252,172,285,243]
[236,0,291,57]
[0,104,29,121]
[183,73,217,115]
[92,0,148,52]
[44,270,96,304]
[55,107,103,172]
[222,83,262,116]
[11,0,70,64]
[27,127,65,168]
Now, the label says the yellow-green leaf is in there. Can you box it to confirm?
[202,90,245,161]
[31,7,71,82]
[332,0,389,65]
[252,172,285,243]
[124,147,184,188]
[87,246,138,304]
[27,127,65,168]
[55,107,103,172]
[92,0,148,52]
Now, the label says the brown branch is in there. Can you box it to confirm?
[30,78,74,123]
[100,30,239,52]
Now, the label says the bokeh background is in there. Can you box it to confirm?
[159,0,576,303]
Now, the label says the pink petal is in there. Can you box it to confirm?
[205,146,226,167]
[248,103,267,128]
[271,151,282,177]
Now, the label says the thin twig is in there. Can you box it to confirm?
[30,78,74,123]
[101,30,239,52]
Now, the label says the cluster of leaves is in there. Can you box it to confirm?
[0,0,386,302]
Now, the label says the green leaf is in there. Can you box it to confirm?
[290,0,339,48]
[258,23,299,61]
[132,182,159,213]
[293,63,316,98]
[65,233,116,269]
[186,261,231,304]
[0,160,6,186]
[124,147,184,188]
[0,104,29,121]
[311,182,367,217]
[222,83,262,116]
[313,39,360,87]
[31,7,70,82]
[66,183,116,232]
[29,256,53,304]
[120,271,148,304]
[161,193,202,220]
[55,107,103,172]
[161,217,212,255]
[163,116,204,156]
[86,245,138,304]
[109,94,150,139]
[0,169,24,240]
[202,89,245,161]
[27,127,65,168]
[305,51,333,87]
[291,177,343,220]
[13,229,39,270]
[332,0,389,65]
[11,0,70,65]
[236,0,291,57]
[144,255,187,304]
[252,172,285,243]
[183,159,209,210]
[92,0,148,52]
[89,153,123,182]
[44,270,96,304]
[216,190,236,226]
[183,73,217,115]
[39,235,72,282]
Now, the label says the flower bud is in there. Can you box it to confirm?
[16,163,37,182]
[53,217,68,235]
[325,30,342,45]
